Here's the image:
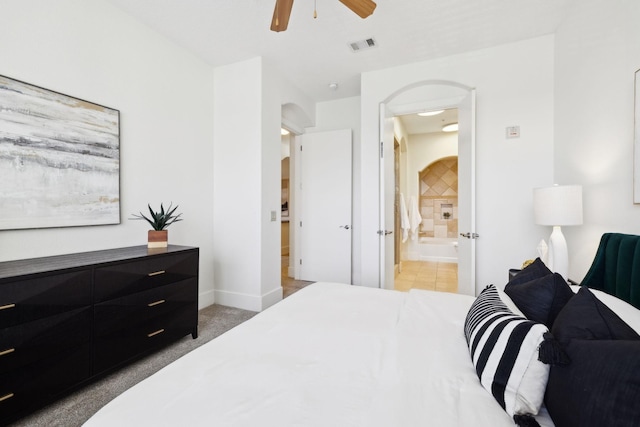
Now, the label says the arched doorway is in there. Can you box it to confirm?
[378,81,476,296]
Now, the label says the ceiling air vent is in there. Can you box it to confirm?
[348,37,377,53]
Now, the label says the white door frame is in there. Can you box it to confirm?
[378,80,476,293]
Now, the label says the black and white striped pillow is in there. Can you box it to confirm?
[464,285,550,423]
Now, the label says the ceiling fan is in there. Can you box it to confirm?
[271,0,377,32]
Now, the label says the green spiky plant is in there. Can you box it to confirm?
[131,202,183,230]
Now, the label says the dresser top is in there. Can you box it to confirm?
[0,245,198,281]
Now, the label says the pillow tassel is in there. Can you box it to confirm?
[513,414,541,427]
[538,332,570,366]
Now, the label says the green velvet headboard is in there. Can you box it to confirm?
[581,233,640,309]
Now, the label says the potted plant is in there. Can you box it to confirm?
[131,202,183,248]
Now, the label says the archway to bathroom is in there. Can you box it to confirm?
[379,81,476,296]
[392,108,459,293]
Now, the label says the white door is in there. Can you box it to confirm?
[379,104,395,290]
[379,86,476,295]
[457,90,477,296]
[298,129,352,283]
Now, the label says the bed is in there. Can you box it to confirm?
[84,282,552,426]
[84,233,640,427]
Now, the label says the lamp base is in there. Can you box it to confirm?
[547,225,569,279]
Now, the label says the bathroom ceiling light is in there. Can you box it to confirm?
[417,110,444,117]
[442,123,458,132]
[281,128,290,135]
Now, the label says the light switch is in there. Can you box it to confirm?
[270,210,277,221]
[506,126,520,139]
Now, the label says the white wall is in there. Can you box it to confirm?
[0,0,216,307]
[212,58,264,310]
[554,0,640,281]
[260,61,284,306]
[212,57,283,311]
[360,36,556,291]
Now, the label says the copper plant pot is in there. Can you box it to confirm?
[148,230,168,248]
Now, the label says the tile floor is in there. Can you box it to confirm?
[394,260,458,294]
[281,258,458,296]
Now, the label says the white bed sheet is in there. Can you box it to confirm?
[84,282,552,426]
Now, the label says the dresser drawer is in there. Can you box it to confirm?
[94,278,197,336]
[0,270,91,328]
[0,343,91,424]
[94,252,198,302]
[93,302,196,373]
[0,307,91,375]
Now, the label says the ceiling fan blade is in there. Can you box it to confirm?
[271,0,294,32]
[339,0,377,19]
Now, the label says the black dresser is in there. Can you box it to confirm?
[0,245,199,425]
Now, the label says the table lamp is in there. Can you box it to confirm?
[533,184,583,279]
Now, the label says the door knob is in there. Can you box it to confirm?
[460,232,479,239]
[340,225,351,230]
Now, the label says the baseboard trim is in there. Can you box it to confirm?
[214,287,283,312]
[198,289,216,310]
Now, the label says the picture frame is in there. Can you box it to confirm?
[635,69,640,203]
[0,75,120,230]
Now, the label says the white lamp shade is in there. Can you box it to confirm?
[533,185,583,226]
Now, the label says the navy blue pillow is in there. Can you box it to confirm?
[508,258,551,286]
[551,286,640,343]
[545,287,640,427]
[505,272,574,328]
[545,339,640,427]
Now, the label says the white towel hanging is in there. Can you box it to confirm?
[409,196,422,241]
[399,193,410,242]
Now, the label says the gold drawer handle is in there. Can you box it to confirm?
[147,329,165,338]
[0,348,15,357]
[148,270,166,277]
[0,393,14,403]
[0,303,16,311]
[147,299,166,307]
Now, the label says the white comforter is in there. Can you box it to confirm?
[84,282,547,426]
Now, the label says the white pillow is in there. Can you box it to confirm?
[497,285,526,317]
[569,285,640,335]
[464,285,549,420]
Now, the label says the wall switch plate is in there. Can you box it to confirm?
[506,126,520,139]
[270,210,277,221]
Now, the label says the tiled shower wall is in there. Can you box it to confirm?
[419,156,458,238]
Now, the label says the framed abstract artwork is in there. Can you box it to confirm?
[636,69,640,203]
[0,75,120,230]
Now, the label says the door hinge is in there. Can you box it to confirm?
[299,259,302,265]
[299,221,302,227]
[380,141,383,158]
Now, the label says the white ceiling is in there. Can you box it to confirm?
[398,108,458,135]
[106,0,572,103]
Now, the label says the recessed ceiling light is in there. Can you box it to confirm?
[281,128,290,135]
[442,123,458,132]
[417,110,444,117]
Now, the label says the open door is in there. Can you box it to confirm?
[298,129,352,283]
[379,103,395,290]
[456,89,477,296]
[379,83,476,295]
